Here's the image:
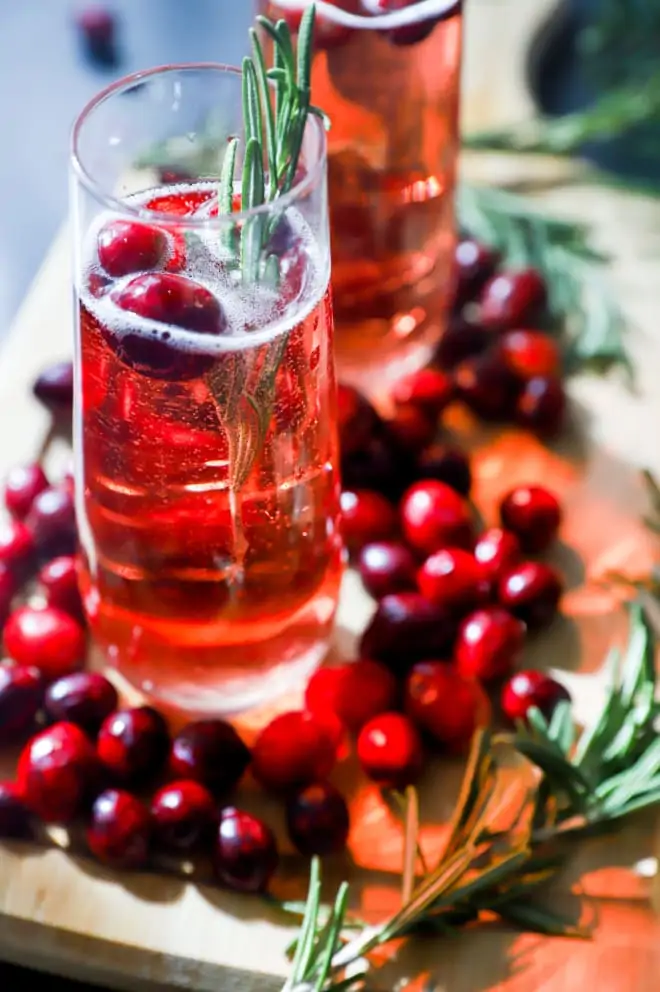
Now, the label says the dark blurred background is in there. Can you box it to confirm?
[0,0,253,338]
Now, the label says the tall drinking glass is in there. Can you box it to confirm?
[259,0,463,396]
[71,65,342,715]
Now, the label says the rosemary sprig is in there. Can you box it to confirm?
[457,183,631,374]
[280,603,660,991]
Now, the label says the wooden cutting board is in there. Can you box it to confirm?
[3,2,660,989]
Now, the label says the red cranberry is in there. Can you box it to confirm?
[499,485,562,554]
[401,480,473,555]
[44,672,118,736]
[417,548,489,615]
[340,490,398,554]
[97,706,169,785]
[252,711,336,794]
[286,782,350,856]
[385,404,436,453]
[76,6,117,63]
[357,712,423,788]
[436,314,489,369]
[169,720,250,795]
[455,607,525,682]
[4,463,49,520]
[213,807,278,893]
[39,556,84,622]
[474,528,522,586]
[373,0,444,45]
[98,220,167,278]
[501,670,570,724]
[391,368,454,417]
[479,268,547,332]
[86,789,152,870]
[498,562,563,629]
[0,564,16,627]
[336,384,382,457]
[358,541,417,599]
[151,779,215,853]
[404,662,491,752]
[0,781,33,839]
[341,436,415,502]
[0,665,45,743]
[0,519,36,578]
[33,362,74,415]
[305,659,398,735]
[17,721,99,823]
[516,375,566,437]
[453,351,522,421]
[452,239,500,308]
[4,606,85,679]
[498,330,561,380]
[360,592,456,674]
[416,444,472,498]
[26,486,77,559]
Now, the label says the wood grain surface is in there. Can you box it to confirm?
[2,1,660,989]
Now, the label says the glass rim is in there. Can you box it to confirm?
[70,62,327,227]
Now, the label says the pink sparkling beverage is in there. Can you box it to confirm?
[71,66,342,715]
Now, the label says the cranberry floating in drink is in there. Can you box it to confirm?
[71,24,341,714]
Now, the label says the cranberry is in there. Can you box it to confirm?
[39,556,84,622]
[501,670,570,724]
[4,606,85,679]
[0,519,36,578]
[151,780,215,853]
[17,721,99,823]
[0,781,33,839]
[360,592,456,674]
[357,712,423,788]
[452,239,500,308]
[341,436,414,502]
[498,562,563,629]
[26,486,77,559]
[499,485,562,554]
[86,789,152,870]
[286,782,350,856]
[479,268,547,332]
[358,541,416,599]
[474,528,522,586]
[0,564,16,627]
[0,665,45,743]
[516,375,566,437]
[391,368,454,418]
[455,607,525,682]
[417,548,489,617]
[436,314,488,370]
[401,480,474,556]
[32,362,74,415]
[498,330,561,380]
[373,0,444,46]
[453,351,521,421]
[416,444,472,498]
[98,220,167,278]
[109,273,227,380]
[405,662,490,752]
[337,384,382,457]
[4,463,49,520]
[44,672,118,736]
[213,807,278,893]
[340,490,398,554]
[385,404,436,453]
[169,720,250,795]
[305,659,398,735]
[97,706,169,785]
[252,711,336,794]
[75,6,117,64]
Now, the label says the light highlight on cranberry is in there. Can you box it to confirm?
[98,219,168,277]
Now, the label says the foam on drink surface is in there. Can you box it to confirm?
[80,181,329,356]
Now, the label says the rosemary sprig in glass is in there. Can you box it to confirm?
[279,603,660,991]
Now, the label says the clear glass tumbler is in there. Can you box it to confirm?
[259,0,463,398]
[70,64,342,716]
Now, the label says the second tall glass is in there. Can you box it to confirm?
[71,64,342,715]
